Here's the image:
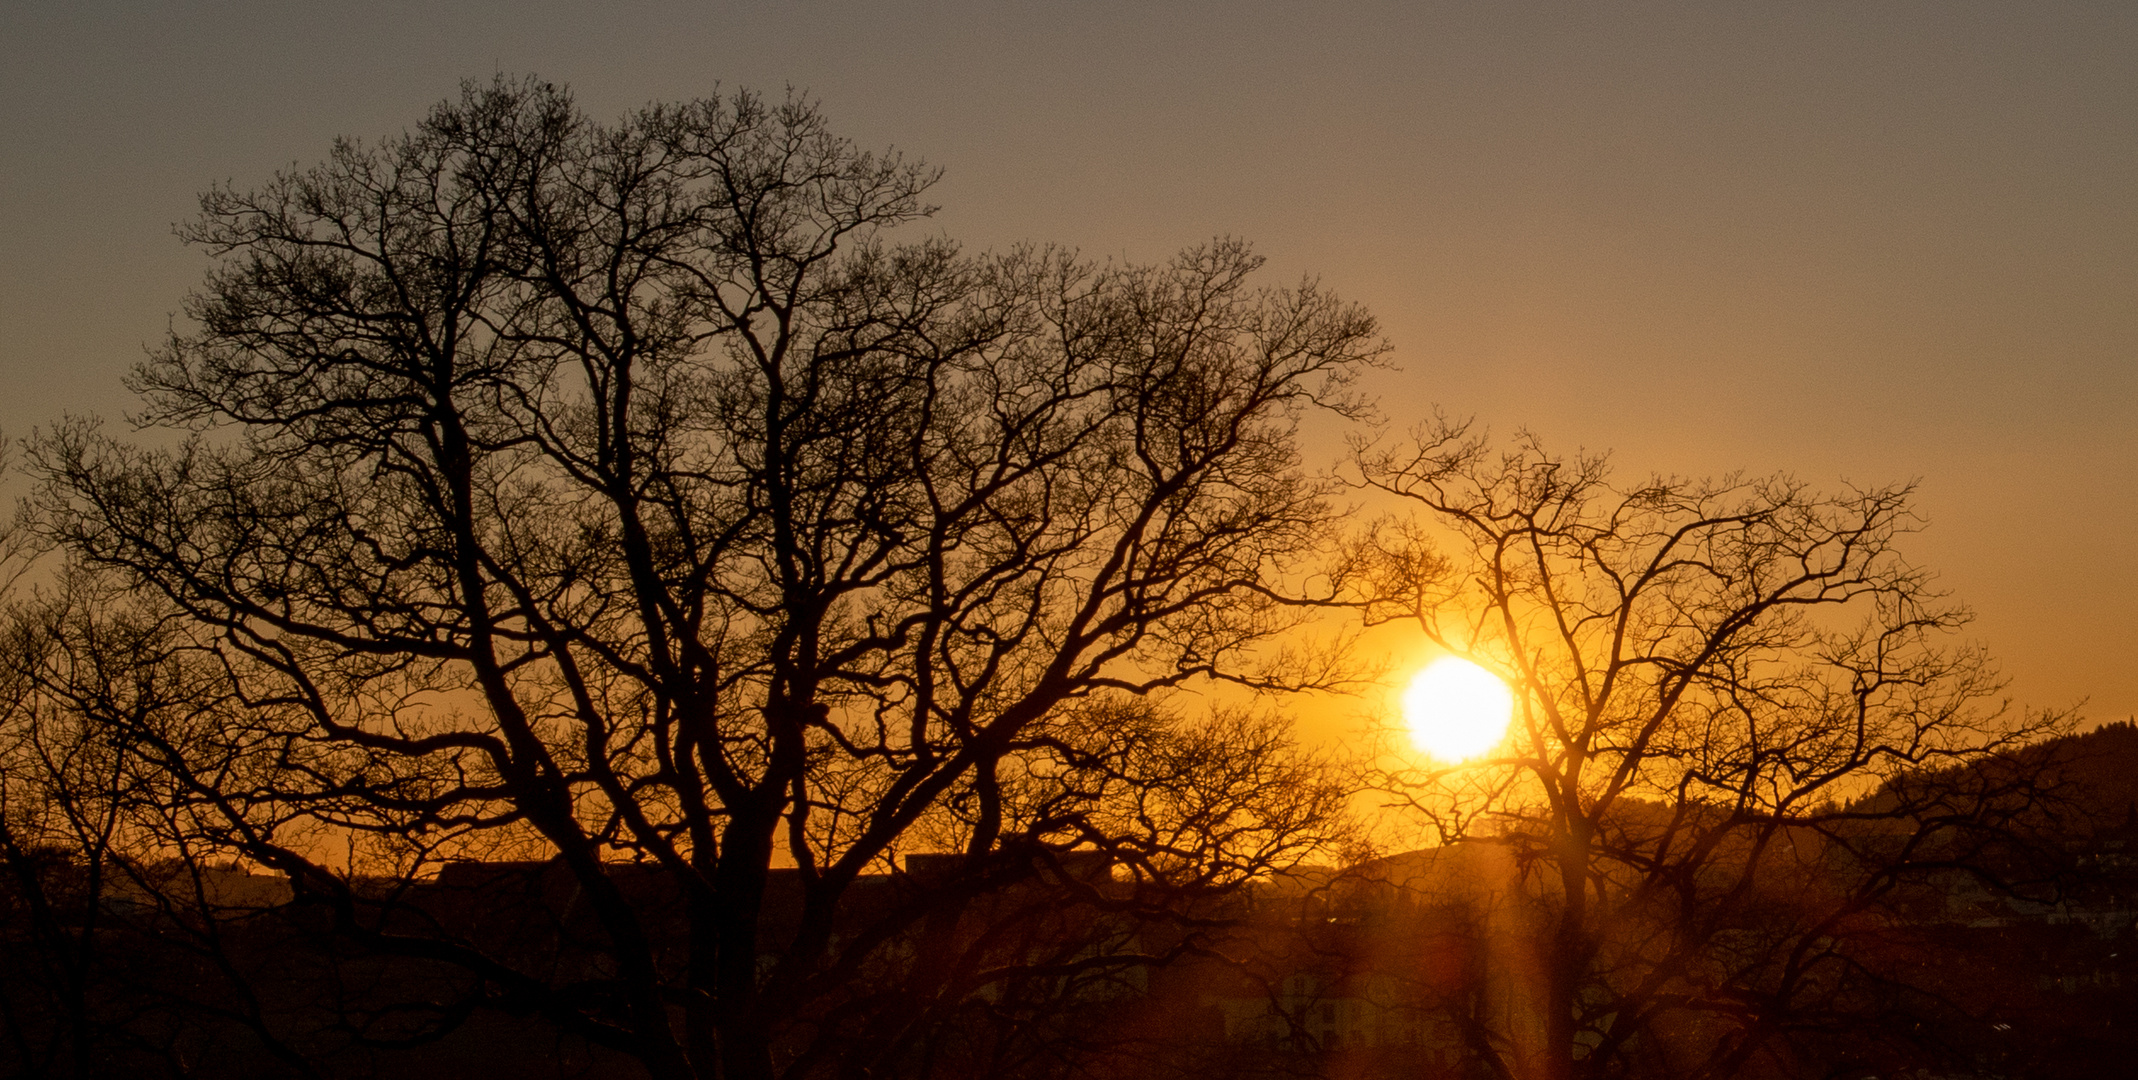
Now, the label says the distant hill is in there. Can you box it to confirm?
[2025,720,2138,825]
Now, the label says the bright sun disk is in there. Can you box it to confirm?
[1402,657,1514,761]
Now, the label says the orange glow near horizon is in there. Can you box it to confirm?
[1401,657,1515,761]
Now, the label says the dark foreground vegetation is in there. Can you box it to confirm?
[6,723,2137,1079]
[0,77,2103,1080]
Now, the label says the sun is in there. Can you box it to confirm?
[1401,657,1515,761]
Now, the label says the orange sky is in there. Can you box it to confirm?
[2,1,2131,722]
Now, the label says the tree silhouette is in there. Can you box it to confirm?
[26,78,1379,1080]
[1341,422,2068,1080]
[0,584,327,1079]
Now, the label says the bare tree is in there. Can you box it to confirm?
[1340,423,2067,1080]
[0,559,349,1079]
[28,78,1376,1080]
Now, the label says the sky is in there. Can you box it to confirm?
[2,1,2132,723]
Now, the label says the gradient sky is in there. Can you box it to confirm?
[3,1,2132,721]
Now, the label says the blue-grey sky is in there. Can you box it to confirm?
[3,1,2132,721]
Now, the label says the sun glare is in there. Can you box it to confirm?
[1401,657,1515,761]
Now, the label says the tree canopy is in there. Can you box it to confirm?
[22,77,1382,1080]
[1342,424,2068,1080]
